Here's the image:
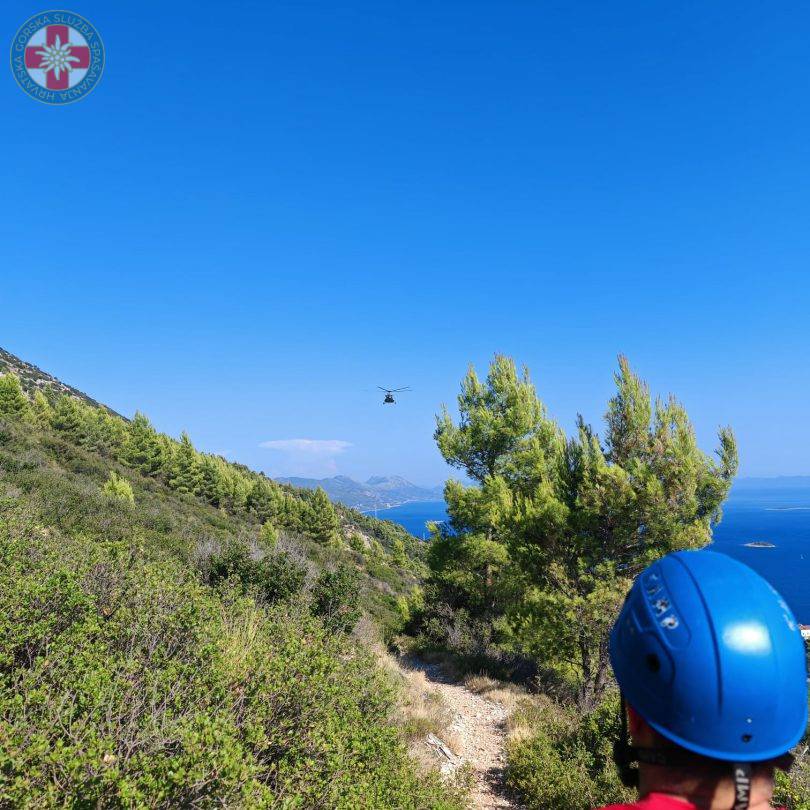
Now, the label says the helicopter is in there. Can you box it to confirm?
[378,386,411,404]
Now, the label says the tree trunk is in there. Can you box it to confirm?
[577,630,611,712]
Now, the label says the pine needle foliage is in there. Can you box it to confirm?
[424,354,738,709]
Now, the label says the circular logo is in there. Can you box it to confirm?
[10,10,104,104]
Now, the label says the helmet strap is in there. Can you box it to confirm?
[613,693,639,788]
[732,762,752,810]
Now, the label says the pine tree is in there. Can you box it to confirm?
[51,396,88,443]
[215,464,251,513]
[426,354,738,709]
[197,455,224,506]
[123,412,165,477]
[304,488,340,546]
[156,435,176,483]
[93,409,128,458]
[247,478,283,523]
[170,431,203,495]
[0,374,31,420]
[278,494,305,533]
[31,390,54,428]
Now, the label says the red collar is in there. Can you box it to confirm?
[638,796,698,809]
[599,795,785,810]
[596,795,697,810]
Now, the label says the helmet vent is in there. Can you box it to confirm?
[741,734,752,743]
[645,653,661,673]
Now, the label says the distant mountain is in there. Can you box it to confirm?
[277,474,443,511]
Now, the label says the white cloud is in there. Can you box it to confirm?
[259,439,352,455]
[258,438,352,476]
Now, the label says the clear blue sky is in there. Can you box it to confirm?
[3,1,810,485]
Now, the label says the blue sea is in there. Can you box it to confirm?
[376,500,449,540]
[378,480,810,624]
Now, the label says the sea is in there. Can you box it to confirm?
[377,479,810,625]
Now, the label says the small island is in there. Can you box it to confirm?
[744,541,776,548]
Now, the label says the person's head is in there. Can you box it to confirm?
[609,550,808,810]
[625,704,791,809]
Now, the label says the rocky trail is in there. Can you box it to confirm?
[402,658,523,809]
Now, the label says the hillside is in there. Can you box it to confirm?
[279,473,443,510]
[0,346,120,414]
[0,354,466,808]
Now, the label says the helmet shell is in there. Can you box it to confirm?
[610,549,808,762]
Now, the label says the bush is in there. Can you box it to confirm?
[348,531,366,554]
[258,520,278,549]
[311,563,362,634]
[0,503,465,809]
[256,551,307,603]
[102,470,135,504]
[506,693,634,810]
[206,542,306,605]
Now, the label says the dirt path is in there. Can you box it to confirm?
[402,658,521,809]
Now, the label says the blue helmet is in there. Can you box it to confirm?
[610,549,808,763]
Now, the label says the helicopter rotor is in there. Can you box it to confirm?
[377,386,411,404]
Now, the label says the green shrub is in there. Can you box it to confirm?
[0,503,465,809]
[506,690,810,810]
[256,551,308,603]
[102,470,135,504]
[206,542,306,605]
[775,764,810,810]
[506,693,634,810]
[207,541,257,584]
[348,531,366,554]
[258,520,278,549]
[311,563,362,634]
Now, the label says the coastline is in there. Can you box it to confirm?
[359,498,420,515]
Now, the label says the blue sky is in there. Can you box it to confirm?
[3,1,810,485]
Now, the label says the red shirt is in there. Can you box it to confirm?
[598,794,785,810]
[598,796,692,810]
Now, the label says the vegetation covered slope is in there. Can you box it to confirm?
[0,369,462,808]
[0,346,116,413]
[0,347,425,630]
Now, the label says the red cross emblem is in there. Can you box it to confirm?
[24,24,90,91]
